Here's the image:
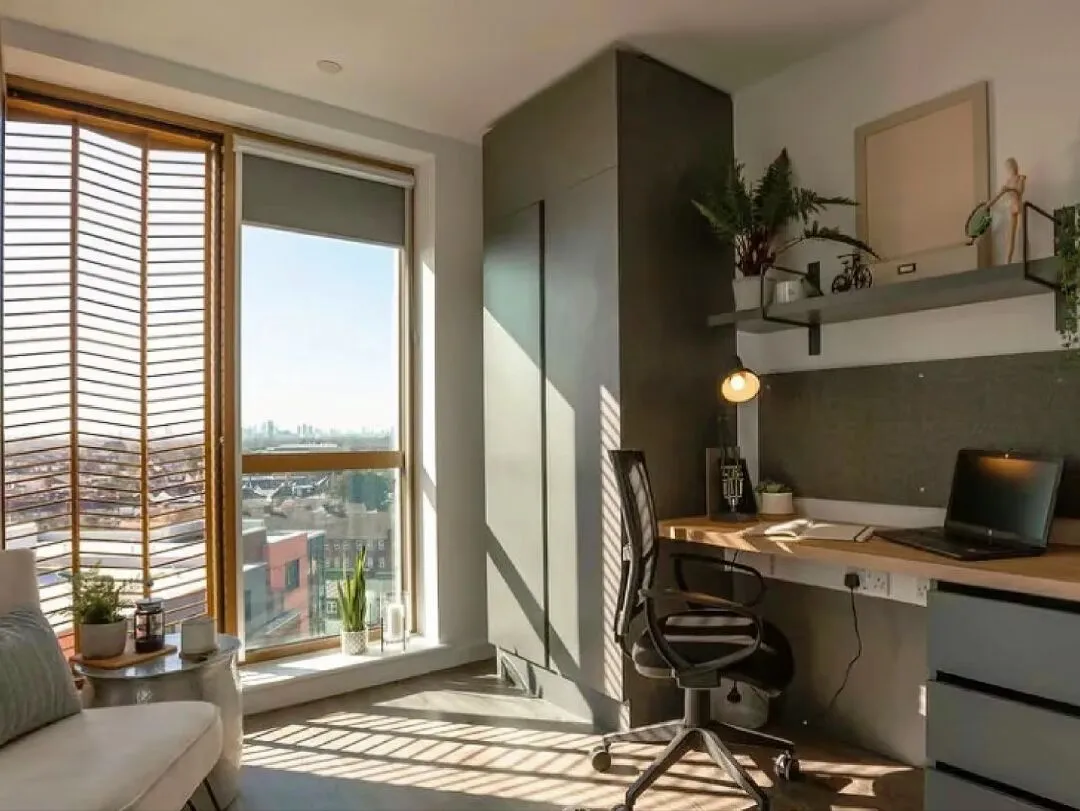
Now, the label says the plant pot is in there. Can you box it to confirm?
[80,619,128,660]
[340,628,369,656]
[733,276,775,310]
[758,491,794,516]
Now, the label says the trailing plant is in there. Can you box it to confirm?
[693,149,878,278]
[336,547,368,633]
[755,480,793,494]
[62,565,132,625]
[1056,207,1080,350]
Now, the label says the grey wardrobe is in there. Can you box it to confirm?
[483,50,735,725]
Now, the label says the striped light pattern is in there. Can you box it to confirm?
[2,115,214,640]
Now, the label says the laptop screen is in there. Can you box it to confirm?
[946,450,1064,547]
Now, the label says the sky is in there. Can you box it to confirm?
[240,225,399,435]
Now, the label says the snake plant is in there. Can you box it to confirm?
[336,547,368,632]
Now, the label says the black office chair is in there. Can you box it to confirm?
[591,449,798,811]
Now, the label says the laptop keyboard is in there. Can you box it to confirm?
[877,528,992,559]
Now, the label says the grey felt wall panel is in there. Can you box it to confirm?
[759,351,1080,515]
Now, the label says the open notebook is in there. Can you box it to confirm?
[746,518,874,542]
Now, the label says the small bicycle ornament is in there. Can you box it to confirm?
[831,252,873,293]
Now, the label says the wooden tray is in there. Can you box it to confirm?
[73,643,176,670]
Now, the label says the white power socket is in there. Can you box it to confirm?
[915,578,930,604]
[847,567,890,598]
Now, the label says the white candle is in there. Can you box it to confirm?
[386,603,405,640]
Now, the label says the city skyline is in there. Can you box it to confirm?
[241,225,400,435]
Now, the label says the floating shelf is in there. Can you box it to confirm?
[708,257,1063,336]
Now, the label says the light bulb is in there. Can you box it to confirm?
[729,373,746,391]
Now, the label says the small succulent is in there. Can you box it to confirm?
[756,480,793,494]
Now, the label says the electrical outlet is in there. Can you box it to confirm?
[846,567,890,598]
[914,578,930,605]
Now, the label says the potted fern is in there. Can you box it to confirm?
[63,566,132,659]
[693,149,877,310]
[337,547,368,655]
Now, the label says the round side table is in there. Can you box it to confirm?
[74,633,242,810]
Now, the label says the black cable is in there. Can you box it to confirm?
[807,585,862,727]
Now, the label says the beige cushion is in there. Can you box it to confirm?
[0,702,222,811]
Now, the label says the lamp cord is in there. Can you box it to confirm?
[806,585,862,727]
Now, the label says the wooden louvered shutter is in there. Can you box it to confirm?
[2,107,217,648]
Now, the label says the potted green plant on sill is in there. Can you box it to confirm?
[337,547,368,655]
[63,565,133,660]
[755,480,794,517]
[693,149,878,310]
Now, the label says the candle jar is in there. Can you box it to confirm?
[133,597,165,653]
[380,591,410,652]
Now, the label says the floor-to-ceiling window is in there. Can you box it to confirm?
[229,144,413,659]
[0,95,221,652]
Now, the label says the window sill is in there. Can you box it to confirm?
[240,636,493,716]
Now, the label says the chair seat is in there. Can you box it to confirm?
[632,609,794,693]
[0,701,222,811]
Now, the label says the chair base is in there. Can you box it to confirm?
[590,689,797,811]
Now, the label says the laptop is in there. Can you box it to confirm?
[877,449,1064,561]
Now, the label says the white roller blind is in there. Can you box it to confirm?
[241,153,408,247]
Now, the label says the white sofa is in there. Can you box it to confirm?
[0,549,224,811]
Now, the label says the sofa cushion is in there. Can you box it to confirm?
[0,606,81,747]
[0,702,222,811]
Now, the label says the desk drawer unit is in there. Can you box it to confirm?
[927,681,1080,808]
[925,769,1051,811]
[928,588,1080,706]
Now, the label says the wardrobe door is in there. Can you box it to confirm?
[483,204,547,666]
[544,168,623,699]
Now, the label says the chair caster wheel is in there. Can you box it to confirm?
[773,751,800,781]
[590,745,612,772]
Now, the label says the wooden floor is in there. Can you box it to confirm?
[238,662,922,811]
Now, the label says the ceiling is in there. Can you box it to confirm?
[0,0,919,142]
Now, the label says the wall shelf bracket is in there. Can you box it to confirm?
[761,262,822,355]
[1022,202,1067,330]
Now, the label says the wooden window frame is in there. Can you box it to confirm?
[4,77,419,664]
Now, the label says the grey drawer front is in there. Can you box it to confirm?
[926,769,1050,811]
[929,589,1080,707]
[928,682,1080,807]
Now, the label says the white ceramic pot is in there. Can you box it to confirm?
[733,275,775,310]
[80,619,128,660]
[758,491,794,516]
[340,628,369,656]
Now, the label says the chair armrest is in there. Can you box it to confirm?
[667,547,766,608]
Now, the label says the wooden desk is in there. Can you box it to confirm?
[660,516,1080,603]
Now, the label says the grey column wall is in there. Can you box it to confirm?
[483,48,736,724]
[615,52,736,726]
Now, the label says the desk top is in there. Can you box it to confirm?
[660,516,1080,603]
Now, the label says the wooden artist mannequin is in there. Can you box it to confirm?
[988,157,1027,263]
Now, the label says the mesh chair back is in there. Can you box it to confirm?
[608,449,660,648]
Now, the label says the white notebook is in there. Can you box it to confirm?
[747,518,874,542]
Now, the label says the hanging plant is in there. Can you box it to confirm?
[1055,207,1080,350]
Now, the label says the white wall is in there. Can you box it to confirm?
[1,21,489,653]
[733,0,1079,495]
